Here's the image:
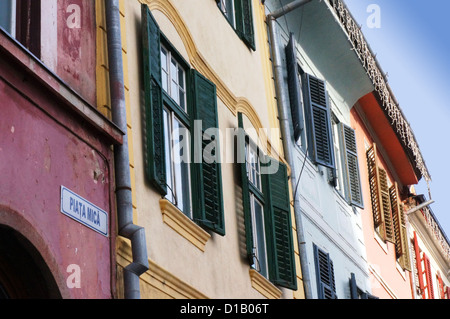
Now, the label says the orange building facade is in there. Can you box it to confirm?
[352,93,418,299]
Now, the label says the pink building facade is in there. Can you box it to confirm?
[0,1,121,298]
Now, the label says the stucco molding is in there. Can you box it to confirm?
[117,237,209,299]
[327,0,430,182]
[299,202,371,277]
[368,263,398,299]
[140,0,286,167]
[159,199,211,252]
[249,269,282,299]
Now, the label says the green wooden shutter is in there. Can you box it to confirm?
[235,0,255,51]
[339,124,364,208]
[303,74,335,169]
[142,4,166,195]
[265,159,297,290]
[285,33,304,142]
[237,113,254,262]
[191,70,225,236]
[314,244,337,299]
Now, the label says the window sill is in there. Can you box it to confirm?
[249,269,282,299]
[160,199,211,252]
[374,230,389,255]
[396,262,406,281]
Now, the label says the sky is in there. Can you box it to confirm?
[343,0,450,236]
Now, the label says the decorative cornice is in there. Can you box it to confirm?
[117,237,209,299]
[141,0,290,172]
[419,206,450,263]
[249,269,282,299]
[160,199,211,252]
[368,264,398,299]
[327,0,431,182]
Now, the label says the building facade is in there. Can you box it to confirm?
[264,0,449,300]
[0,0,121,298]
[112,0,303,299]
[407,195,450,299]
[265,0,374,299]
[0,0,448,300]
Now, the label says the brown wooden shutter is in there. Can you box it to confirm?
[366,144,394,243]
[389,182,411,271]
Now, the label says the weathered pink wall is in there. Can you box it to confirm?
[0,34,116,299]
[56,0,97,106]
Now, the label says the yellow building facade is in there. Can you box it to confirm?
[97,0,304,299]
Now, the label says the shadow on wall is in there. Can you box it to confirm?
[0,225,62,299]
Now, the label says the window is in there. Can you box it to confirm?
[437,273,445,299]
[389,182,411,271]
[246,142,268,278]
[285,35,335,169]
[285,34,364,208]
[238,113,297,290]
[163,108,192,217]
[337,122,364,208]
[412,232,435,299]
[142,5,225,235]
[216,0,255,50]
[365,147,412,269]
[366,144,395,243]
[161,46,187,111]
[329,115,344,192]
[0,0,41,57]
[0,0,16,37]
[313,244,337,299]
[349,273,378,299]
[218,0,236,27]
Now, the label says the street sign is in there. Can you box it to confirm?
[60,186,109,237]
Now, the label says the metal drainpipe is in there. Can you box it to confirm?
[105,0,149,299]
[267,0,313,299]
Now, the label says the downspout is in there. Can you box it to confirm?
[267,0,313,299]
[105,0,149,299]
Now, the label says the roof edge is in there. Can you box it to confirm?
[327,0,431,182]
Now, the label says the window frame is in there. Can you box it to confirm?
[163,106,193,218]
[159,37,194,218]
[216,0,255,51]
[160,43,188,114]
[246,139,269,278]
[0,0,41,58]
[238,113,297,290]
[330,114,345,195]
[0,0,17,38]
[218,0,236,28]
[142,4,226,236]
